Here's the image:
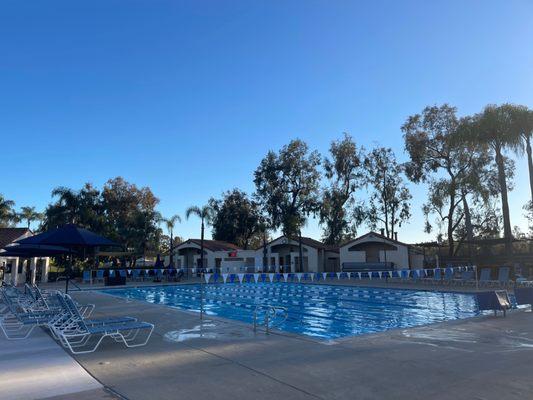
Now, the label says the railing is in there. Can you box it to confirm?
[253,305,288,334]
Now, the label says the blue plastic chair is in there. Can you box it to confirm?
[82,271,92,284]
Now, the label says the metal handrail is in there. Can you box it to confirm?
[253,305,288,334]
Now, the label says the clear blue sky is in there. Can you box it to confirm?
[1,0,532,242]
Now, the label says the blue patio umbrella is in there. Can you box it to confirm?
[16,224,119,247]
[0,243,77,257]
[16,224,121,292]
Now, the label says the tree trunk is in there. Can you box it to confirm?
[526,135,533,204]
[462,193,473,258]
[262,232,268,269]
[298,229,304,273]
[447,187,456,257]
[495,148,513,255]
[200,220,205,270]
[169,231,173,267]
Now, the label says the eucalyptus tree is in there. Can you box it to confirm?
[18,206,43,230]
[320,133,366,245]
[0,195,16,227]
[402,104,496,255]
[254,139,321,272]
[459,104,521,254]
[185,205,214,269]
[364,147,411,238]
[209,189,263,249]
[162,214,181,267]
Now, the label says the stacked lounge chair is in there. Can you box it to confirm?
[0,284,154,353]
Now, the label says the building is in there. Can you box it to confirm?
[339,231,424,270]
[0,228,50,285]
[170,236,340,273]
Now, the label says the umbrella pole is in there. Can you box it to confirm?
[66,248,72,294]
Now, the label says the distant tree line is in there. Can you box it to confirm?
[1,103,531,264]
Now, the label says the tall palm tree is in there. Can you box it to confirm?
[163,214,181,267]
[18,206,43,230]
[51,186,79,224]
[0,195,15,227]
[185,205,213,270]
[511,106,533,204]
[462,104,523,255]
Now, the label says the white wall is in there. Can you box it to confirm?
[340,234,410,270]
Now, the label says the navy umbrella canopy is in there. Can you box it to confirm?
[15,224,120,292]
[0,244,77,257]
[16,224,119,248]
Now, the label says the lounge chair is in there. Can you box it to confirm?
[514,287,533,309]
[0,289,60,339]
[52,293,154,354]
[475,290,511,317]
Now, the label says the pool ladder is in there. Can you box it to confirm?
[253,305,288,334]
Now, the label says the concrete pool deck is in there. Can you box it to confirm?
[62,289,533,400]
[0,323,114,400]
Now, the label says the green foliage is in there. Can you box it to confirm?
[42,177,163,254]
[364,147,411,238]
[458,104,522,251]
[254,139,321,238]
[209,189,264,249]
[18,206,43,230]
[320,133,366,245]
[0,194,16,227]
[402,104,500,254]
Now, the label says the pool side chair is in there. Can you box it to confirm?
[132,269,142,282]
[83,270,92,284]
[53,293,154,354]
[96,270,105,283]
[431,268,442,285]
[443,267,454,286]
[496,267,511,289]
[475,290,511,317]
[0,290,61,339]
[478,268,494,288]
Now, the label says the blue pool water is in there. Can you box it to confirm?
[101,283,481,340]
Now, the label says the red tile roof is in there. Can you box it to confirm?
[0,228,32,250]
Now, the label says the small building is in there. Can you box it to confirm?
[173,239,254,271]
[259,236,339,273]
[339,231,424,270]
[170,236,340,273]
[0,228,50,285]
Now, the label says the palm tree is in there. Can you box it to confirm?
[0,195,15,227]
[18,206,43,230]
[185,205,213,270]
[511,106,533,204]
[163,214,181,267]
[51,186,79,224]
[461,104,523,255]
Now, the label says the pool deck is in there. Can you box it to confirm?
[60,287,533,400]
[0,322,113,400]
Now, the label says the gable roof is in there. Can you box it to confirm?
[263,236,339,253]
[0,228,32,250]
[178,239,242,252]
[340,231,412,249]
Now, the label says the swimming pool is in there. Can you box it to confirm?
[101,283,481,340]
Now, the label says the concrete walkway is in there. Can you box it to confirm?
[0,326,114,400]
[68,290,533,400]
